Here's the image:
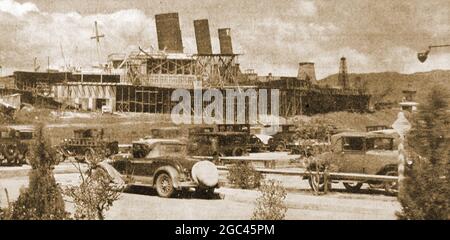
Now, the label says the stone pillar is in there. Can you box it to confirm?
[392,111,411,194]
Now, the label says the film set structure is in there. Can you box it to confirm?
[1,12,370,118]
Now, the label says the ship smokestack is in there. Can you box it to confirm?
[155,12,183,53]
[218,28,233,54]
[297,62,317,84]
[194,19,213,55]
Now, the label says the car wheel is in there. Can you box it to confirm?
[156,172,175,198]
[343,182,363,192]
[308,174,331,192]
[384,170,398,194]
[232,147,245,156]
[275,143,286,152]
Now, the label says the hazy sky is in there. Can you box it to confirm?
[0,0,449,78]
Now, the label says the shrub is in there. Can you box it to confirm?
[397,85,450,220]
[64,152,122,220]
[227,161,263,189]
[9,124,68,220]
[252,179,287,220]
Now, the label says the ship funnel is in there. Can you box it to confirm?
[218,28,233,54]
[155,12,183,53]
[194,19,213,55]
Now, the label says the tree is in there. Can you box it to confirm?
[10,124,68,220]
[397,85,450,220]
[252,179,287,220]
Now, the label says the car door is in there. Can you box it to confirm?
[127,143,156,185]
[364,137,398,174]
[128,158,156,185]
[336,137,367,173]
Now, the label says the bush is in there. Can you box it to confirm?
[64,152,122,220]
[252,179,287,220]
[227,161,263,189]
[9,125,68,220]
[397,85,450,220]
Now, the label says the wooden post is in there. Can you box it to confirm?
[324,166,329,194]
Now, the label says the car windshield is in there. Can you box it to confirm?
[159,144,187,156]
[366,138,394,151]
[343,137,364,151]
[19,132,33,139]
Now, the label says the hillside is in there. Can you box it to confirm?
[318,70,450,104]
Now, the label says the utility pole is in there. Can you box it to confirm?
[90,21,105,68]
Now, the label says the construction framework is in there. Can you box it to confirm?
[195,54,241,87]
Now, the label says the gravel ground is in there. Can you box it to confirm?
[0,167,400,220]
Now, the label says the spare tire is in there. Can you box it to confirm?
[191,161,219,188]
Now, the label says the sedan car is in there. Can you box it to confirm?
[110,138,219,198]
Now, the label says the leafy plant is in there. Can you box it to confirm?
[64,151,123,220]
[227,161,263,189]
[252,179,287,220]
[9,124,68,220]
[397,85,450,220]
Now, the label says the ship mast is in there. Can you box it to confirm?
[90,21,105,68]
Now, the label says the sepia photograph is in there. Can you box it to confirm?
[0,0,449,224]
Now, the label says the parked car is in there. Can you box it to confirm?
[110,138,219,198]
[187,125,249,157]
[267,124,298,151]
[306,131,402,193]
[217,124,266,153]
[58,128,118,162]
[0,126,32,166]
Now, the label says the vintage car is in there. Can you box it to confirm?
[267,124,298,152]
[0,126,31,166]
[187,125,250,157]
[307,131,401,193]
[217,124,266,153]
[58,128,119,162]
[110,139,219,198]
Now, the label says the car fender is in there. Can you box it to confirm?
[154,166,181,189]
[98,161,126,188]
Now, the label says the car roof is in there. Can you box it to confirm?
[8,125,34,132]
[333,131,395,139]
